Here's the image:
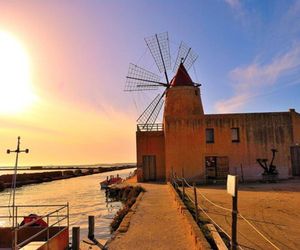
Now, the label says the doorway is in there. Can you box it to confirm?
[205,156,229,180]
[142,155,156,181]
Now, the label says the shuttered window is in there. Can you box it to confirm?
[206,128,214,143]
[231,128,240,142]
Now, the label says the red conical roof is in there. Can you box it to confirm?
[170,63,194,87]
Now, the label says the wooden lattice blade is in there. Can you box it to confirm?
[137,91,165,126]
[145,32,171,74]
[125,63,164,91]
[173,42,198,72]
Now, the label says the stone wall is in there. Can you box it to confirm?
[203,111,294,179]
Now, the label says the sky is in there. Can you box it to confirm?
[0,0,300,166]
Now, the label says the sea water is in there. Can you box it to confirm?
[0,168,135,241]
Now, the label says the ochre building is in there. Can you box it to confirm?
[136,64,300,182]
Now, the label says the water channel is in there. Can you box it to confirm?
[0,168,135,241]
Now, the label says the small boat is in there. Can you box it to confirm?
[100,174,122,189]
[0,204,69,249]
[20,214,48,227]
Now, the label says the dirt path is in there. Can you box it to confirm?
[186,179,300,250]
[107,183,195,250]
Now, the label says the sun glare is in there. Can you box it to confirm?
[0,31,35,114]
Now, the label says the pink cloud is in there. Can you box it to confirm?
[215,93,251,114]
[215,43,300,113]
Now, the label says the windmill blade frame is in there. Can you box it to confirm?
[173,42,198,72]
[145,32,171,84]
[125,63,166,92]
[137,91,166,131]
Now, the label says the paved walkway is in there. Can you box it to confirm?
[107,183,194,250]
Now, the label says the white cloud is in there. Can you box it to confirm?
[224,0,241,10]
[224,0,255,28]
[215,93,250,113]
[215,43,300,113]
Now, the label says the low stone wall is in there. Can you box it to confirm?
[105,187,144,248]
[168,182,211,250]
[116,191,144,233]
[108,185,145,232]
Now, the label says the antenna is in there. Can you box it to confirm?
[7,136,29,227]
[173,42,198,72]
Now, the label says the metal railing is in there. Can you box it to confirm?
[171,173,280,250]
[137,123,163,132]
[0,204,69,249]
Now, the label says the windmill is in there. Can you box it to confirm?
[125,32,200,130]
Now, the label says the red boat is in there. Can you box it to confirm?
[20,214,48,227]
[100,174,122,189]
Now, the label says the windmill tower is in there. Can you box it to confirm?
[125,32,205,182]
[164,63,205,182]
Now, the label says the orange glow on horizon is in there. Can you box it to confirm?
[0,97,136,166]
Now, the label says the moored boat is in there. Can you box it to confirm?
[100,174,123,189]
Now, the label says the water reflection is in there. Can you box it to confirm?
[0,168,134,240]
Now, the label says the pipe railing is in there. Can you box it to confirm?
[0,204,69,249]
[137,123,163,132]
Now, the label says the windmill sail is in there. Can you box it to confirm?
[125,33,200,130]
[145,32,171,84]
[137,92,165,131]
[125,63,165,91]
[173,42,198,72]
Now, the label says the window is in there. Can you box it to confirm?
[231,128,240,142]
[206,128,214,143]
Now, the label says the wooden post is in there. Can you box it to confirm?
[240,164,244,183]
[72,227,80,250]
[181,178,185,199]
[193,183,199,224]
[231,177,238,250]
[88,215,95,240]
[47,216,49,241]
[182,167,185,199]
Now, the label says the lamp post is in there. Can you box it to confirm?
[7,136,29,227]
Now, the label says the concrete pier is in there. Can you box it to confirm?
[107,182,209,250]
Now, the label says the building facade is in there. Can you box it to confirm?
[136,64,300,182]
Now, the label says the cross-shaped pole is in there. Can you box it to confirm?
[7,136,29,227]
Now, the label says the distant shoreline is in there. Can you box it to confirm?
[0,163,136,171]
[0,165,136,192]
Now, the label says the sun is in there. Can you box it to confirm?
[0,31,36,114]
